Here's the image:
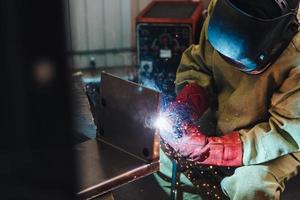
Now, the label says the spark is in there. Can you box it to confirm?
[154,115,172,132]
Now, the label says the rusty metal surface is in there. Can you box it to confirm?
[76,139,159,200]
[98,72,160,162]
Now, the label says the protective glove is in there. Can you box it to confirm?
[167,124,243,167]
[163,83,209,138]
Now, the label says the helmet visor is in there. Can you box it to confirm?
[207,0,298,73]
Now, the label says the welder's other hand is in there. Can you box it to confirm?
[166,124,243,167]
[192,132,243,167]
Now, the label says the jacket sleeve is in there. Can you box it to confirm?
[174,0,217,93]
[240,64,300,165]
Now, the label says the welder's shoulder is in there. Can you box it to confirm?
[281,32,300,65]
[274,33,300,71]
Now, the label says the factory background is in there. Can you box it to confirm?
[65,0,210,69]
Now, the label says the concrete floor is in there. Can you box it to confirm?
[113,175,169,200]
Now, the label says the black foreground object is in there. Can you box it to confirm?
[0,0,76,199]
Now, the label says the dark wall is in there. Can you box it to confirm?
[0,1,75,199]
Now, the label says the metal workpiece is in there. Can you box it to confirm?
[98,72,161,163]
[76,72,161,199]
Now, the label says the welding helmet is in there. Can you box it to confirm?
[207,0,299,74]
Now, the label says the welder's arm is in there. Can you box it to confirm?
[239,66,300,165]
[164,12,215,137]
[171,33,214,131]
[173,67,300,167]
[174,0,218,116]
[174,5,215,94]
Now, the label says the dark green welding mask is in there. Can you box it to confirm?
[207,0,299,74]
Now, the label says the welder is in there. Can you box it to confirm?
[157,0,300,199]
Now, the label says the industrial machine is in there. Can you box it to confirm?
[136,0,204,101]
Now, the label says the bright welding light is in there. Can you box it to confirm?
[154,114,172,133]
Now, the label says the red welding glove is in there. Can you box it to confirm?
[163,83,209,138]
[167,124,243,167]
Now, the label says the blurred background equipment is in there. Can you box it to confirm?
[136,0,204,100]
